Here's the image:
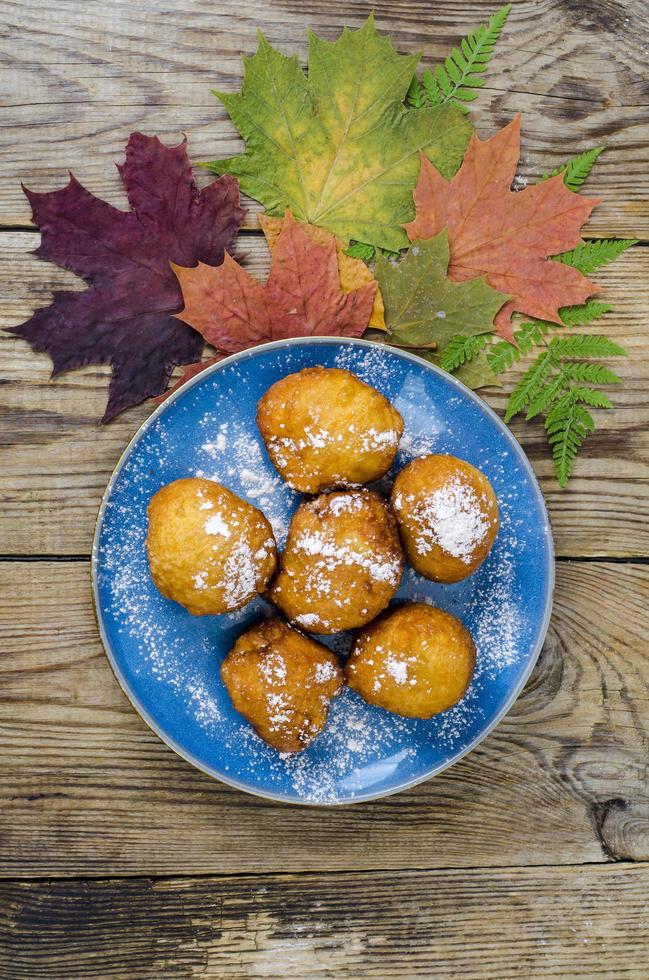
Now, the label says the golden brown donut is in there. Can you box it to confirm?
[268,489,404,634]
[346,602,476,718]
[257,366,403,493]
[391,454,499,583]
[221,617,344,752]
[146,477,277,615]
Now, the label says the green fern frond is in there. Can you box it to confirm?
[562,361,622,385]
[554,238,638,275]
[545,401,596,487]
[566,386,614,410]
[525,370,570,420]
[377,245,401,260]
[504,349,556,422]
[559,299,613,325]
[516,320,554,348]
[497,314,624,484]
[440,334,489,372]
[345,241,375,261]
[550,334,627,359]
[488,339,519,373]
[540,146,605,191]
[421,67,443,106]
[406,75,427,108]
[418,4,511,112]
[488,319,551,373]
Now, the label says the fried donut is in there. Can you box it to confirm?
[268,489,404,634]
[391,454,499,583]
[257,366,403,493]
[146,477,276,615]
[346,602,476,718]
[221,618,344,752]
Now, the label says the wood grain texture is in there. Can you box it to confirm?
[1,232,647,557]
[2,863,649,979]
[1,3,648,973]
[1,0,648,236]
[1,560,647,877]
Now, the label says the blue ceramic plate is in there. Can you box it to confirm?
[93,337,554,805]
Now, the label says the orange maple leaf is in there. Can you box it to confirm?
[172,211,376,358]
[259,213,386,331]
[404,115,601,343]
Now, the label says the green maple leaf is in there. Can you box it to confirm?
[206,16,473,251]
[375,230,508,384]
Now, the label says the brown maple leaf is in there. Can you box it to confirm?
[404,115,600,342]
[172,212,376,357]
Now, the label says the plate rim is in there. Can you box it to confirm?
[91,336,555,806]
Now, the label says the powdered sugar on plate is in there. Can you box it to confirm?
[195,414,297,545]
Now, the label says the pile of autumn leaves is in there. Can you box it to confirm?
[12,14,634,484]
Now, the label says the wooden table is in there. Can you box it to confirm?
[1,2,648,976]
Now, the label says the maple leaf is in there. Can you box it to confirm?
[259,214,386,330]
[8,133,244,421]
[375,231,508,368]
[451,348,500,390]
[172,212,376,353]
[404,115,600,343]
[206,15,473,252]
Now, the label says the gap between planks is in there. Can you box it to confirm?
[1,857,647,885]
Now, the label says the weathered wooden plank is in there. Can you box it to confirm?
[1,233,647,557]
[1,560,647,877]
[1,0,648,235]
[2,863,648,979]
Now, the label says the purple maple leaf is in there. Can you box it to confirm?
[8,133,244,421]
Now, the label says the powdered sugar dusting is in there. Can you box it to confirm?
[315,660,339,683]
[224,690,421,804]
[293,529,402,585]
[402,476,493,562]
[204,512,231,538]
[196,415,297,545]
[193,570,208,591]
[385,652,410,685]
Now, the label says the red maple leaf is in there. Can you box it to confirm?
[8,133,244,421]
[404,115,600,343]
[172,212,376,360]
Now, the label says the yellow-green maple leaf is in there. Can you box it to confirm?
[206,16,473,251]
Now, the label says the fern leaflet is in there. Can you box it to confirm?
[345,241,375,261]
[406,75,427,108]
[559,299,613,325]
[440,334,489,372]
[561,361,622,385]
[545,401,596,487]
[554,239,638,275]
[562,387,614,410]
[504,350,556,421]
[550,335,626,359]
[525,370,570,420]
[540,146,604,191]
[488,319,552,373]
